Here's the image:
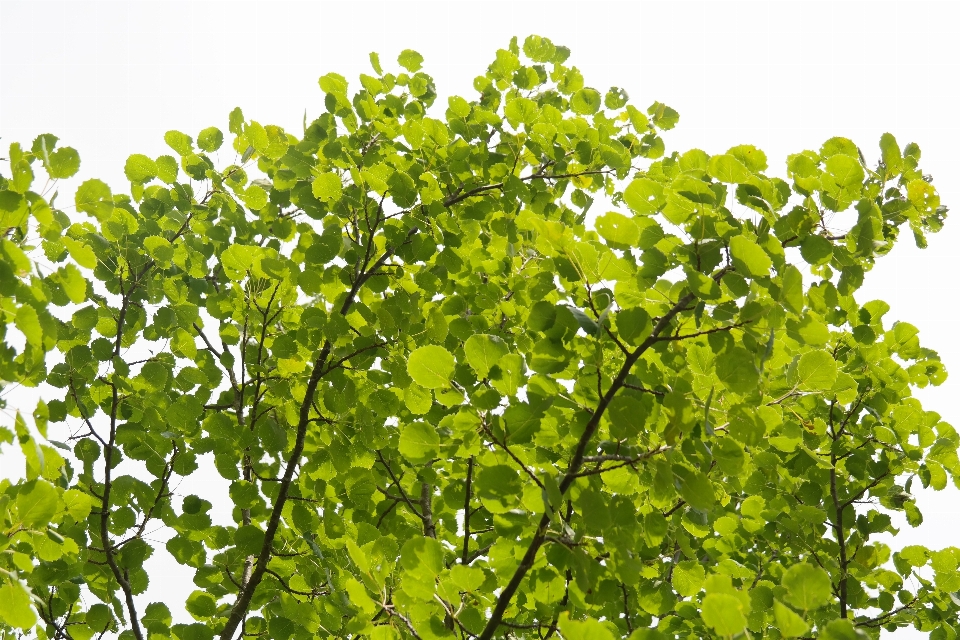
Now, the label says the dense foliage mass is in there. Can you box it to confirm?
[1,35,958,640]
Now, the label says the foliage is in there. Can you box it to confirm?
[1,35,958,640]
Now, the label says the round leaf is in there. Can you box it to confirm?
[397,49,424,72]
[312,172,342,202]
[464,334,508,378]
[796,350,838,391]
[782,563,832,610]
[0,581,37,630]
[595,211,640,246]
[700,593,747,636]
[399,422,440,464]
[124,153,158,184]
[571,88,602,115]
[729,235,771,278]
[407,345,455,389]
[197,127,224,152]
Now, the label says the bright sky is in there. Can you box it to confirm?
[2,2,959,637]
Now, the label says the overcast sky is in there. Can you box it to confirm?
[2,2,959,637]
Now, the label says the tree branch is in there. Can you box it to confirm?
[461,457,474,565]
[220,219,399,638]
[98,275,146,640]
[442,170,613,207]
[476,278,714,640]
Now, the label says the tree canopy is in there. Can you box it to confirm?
[1,35,958,640]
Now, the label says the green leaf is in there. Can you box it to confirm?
[143,602,172,632]
[475,464,522,513]
[795,350,838,391]
[164,130,194,156]
[75,179,114,220]
[800,234,833,265]
[648,101,680,129]
[221,244,260,280]
[571,88,602,115]
[448,564,485,592]
[399,422,440,464]
[15,304,43,347]
[397,49,424,72]
[403,384,433,415]
[400,536,444,578]
[17,479,59,527]
[821,153,864,211]
[197,127,224,152]
[33,134,81,178]
[46,147,81,179]
[464,334,509,378]
[62,488,93,521]
[345,578,377,614]
[615,307,651,346]
[715,347,759,395]
[124,154,158,184]
[700,593,747,636]
[623,178,665,215]
[674,466,715,510]
[780,265,804,314]
[504,98,539,128]
[57,264,87,303]
[172,623,213,640]
[523,35,556,63]
[671,560,705,597]
[185,590,218,619]
[144,236,174,265]
[0,191,27,228]
[728,406,767,446]
[369,52,383,75]
[407,345,455,389]
[773,599,810,638]
[707,154,752,183]
[312,172,342,202]
[728,145,768,172]
[491,353,525,396]
[0,581,37,630]
[729,235,772,278]
[879,132,902,175]
[782,563,832,610]
[595,211,639,246]
[557,614,616,640]
[820,618,869,640]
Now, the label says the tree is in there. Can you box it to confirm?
[0,33,957,640]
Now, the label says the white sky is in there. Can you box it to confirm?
[2,1,959,637]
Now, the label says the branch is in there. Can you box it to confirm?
[856,595,921,628]
[384,607,423,640]
[219,212,414,637]
[575,447,670,477]
[840,472,890,510]
[653,321,749,342]
[829,401,849,620]
[264,567,326,598]
[99,278,146,640]
[115,443,178,548]
[482,423,545,491]
[462,544,493,566]
[620,583,634,634]
[476,278,714,640]
[622,383,665,397]
[377,452,423,518]
[442,170,613,207]
[420,480,436,539]
[461,457,474,565]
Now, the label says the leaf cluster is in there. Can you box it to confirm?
[0,34,957,640]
